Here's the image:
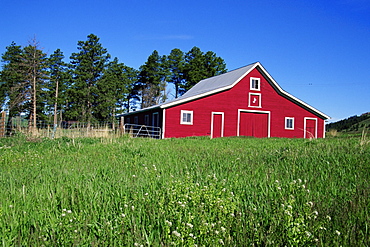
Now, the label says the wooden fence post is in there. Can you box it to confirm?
[120,116,125,135]
[0,111,6,137]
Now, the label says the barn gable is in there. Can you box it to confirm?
[161,62,329,120]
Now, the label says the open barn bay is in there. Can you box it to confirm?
[0,136,369,246]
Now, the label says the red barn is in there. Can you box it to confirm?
[121,62,330,139]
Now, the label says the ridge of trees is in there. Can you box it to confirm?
[326,112,370,132]
[0,34,227,127]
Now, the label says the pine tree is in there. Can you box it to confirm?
[136,50,167,108]
[96,57,138,124]
[164,48,185,98]
[48,49,70,127]
[182,47,227,92]
[22,39,48,133]
[69,34,110,126]
[0,39,48,135]
[0,42,24,116]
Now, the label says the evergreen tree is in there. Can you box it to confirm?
[21,39,48,132]
[182,46,227,92]
[48,49,70,126]
[96,57,138,124]
[0,40,48,134]
[69,34,110,126]
[123,67,140,112]
[164,48,185,98]
[136,50,167,108]
[0,42,24,117]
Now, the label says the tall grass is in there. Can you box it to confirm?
[0,136,369,246]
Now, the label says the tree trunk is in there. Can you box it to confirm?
[53,79,59,126]
[32,70,37,135]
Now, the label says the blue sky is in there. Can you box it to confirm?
[1,0,370,122]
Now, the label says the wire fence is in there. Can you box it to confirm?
[0,116,161,139]
[0,117,123,139]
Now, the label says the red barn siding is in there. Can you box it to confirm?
[164,68,326,138]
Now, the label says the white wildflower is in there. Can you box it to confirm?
[219,239,224,245]
[172,230,181,237]
[67,210,72,214]
[186,223,193,228]
[335,230,341,236]
[165,220,172,226]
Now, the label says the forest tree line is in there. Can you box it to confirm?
[0,34,227,127]
[326,112,370,132]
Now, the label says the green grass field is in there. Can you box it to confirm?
[0,135,369,246]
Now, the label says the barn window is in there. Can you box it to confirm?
[250,77,260,90]
[134,116,139,125]
[285,117,294,130]
[181,110,193,125]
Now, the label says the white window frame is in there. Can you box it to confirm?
[180,110,193,125]
[248,93,262,108]
[250,77,260,91]
[285,117,295,130]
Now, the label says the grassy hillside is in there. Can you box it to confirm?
[0,136,369,246]
[327,112,370,133]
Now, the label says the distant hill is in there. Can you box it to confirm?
[326,112,370,132]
